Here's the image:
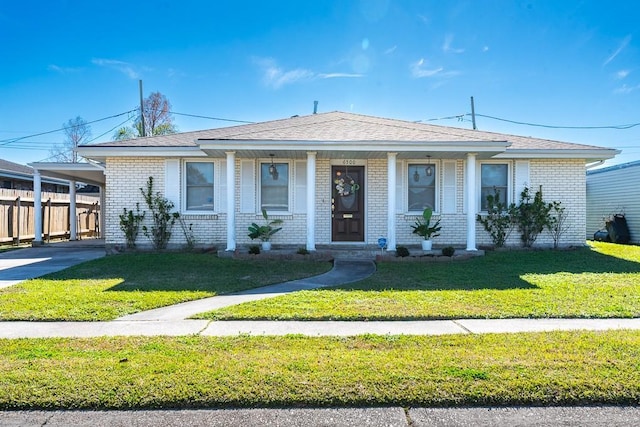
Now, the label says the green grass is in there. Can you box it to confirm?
[1,331,639,409]
[0,253,332,321]
[200,242,640,320]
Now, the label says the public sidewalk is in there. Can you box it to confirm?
[3,406,640,427]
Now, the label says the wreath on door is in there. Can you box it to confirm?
[334,170,360,197]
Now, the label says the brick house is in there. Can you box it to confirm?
[69,111,617,251]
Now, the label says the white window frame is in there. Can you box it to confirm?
[182,160,217,214]
[406,160,439,214]
[258,158,292,215]
[477,161,512,213]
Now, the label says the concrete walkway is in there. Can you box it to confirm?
[117,258,376,321]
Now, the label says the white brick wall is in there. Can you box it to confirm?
[105,157,587,248]
[473,159,586,247]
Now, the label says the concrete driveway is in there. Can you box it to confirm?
[0,239,105,288]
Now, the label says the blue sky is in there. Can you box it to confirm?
[1,1,639,166]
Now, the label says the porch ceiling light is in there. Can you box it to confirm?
[413,167,420,182]
[268,154,279,180]
[425,155,433,177]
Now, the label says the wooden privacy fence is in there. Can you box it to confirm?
[0,189,100,244]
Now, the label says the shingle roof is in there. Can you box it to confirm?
[86,111,609,152]
[0,158,34,175]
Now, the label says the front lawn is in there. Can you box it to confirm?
[0,253,332,321]
[199,242,640,320]
[1,331,638,409]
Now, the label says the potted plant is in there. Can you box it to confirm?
[248,208,283,251]
[410,207,441,251]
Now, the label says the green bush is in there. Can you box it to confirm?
[442,246,455,257]
[395,246,410,257]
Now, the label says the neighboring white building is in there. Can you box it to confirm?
[39,111,618,251]
[587,161,640,244]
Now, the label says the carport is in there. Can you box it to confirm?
[28,162,106,245]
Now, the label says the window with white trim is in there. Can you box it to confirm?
[480,163,508,211]
[185,161,214,211]
[407,163,436,211]
[260,161,289,212]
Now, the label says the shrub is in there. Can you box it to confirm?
[442,246,456,257]
[477,189,512,248]
[547,201,569,249]
[248,245,261,255]
[511,186,553,248]
[395,246,410,257]
[296,247,310,255]
[178,217,196,250]
[118,203,144,249]
[140,176,180,250]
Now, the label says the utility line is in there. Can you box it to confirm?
[0,109,137,146]
[169,111,255,124]
[471,113,640,130]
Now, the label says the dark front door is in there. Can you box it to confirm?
[331,165,364,242]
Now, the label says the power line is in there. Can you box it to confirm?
[0,109,137,146]
[471,113,640,130]
[169,111,255,124]
[85,117,133,144]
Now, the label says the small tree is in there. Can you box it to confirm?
[547,201,570,249]
[49,116,92,162]
[511,186,553,248]
[477,189,512,248]
[140,176,179,250]
[114,92,177,140]
[118,203,145,249]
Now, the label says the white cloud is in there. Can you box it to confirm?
[417,14,429,24]
[442,34,464,54]
[255,57,363,89]
[384,45,397,55]
[318,73,364,79]
[92,58,140,79]
[614,83,640,94]
[48,64,82,74]
[615,69,630,79]
[411,58,459,79]
[603,35,632,66]
[482,46,490,53]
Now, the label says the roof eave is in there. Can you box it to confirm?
[76,146,206,162]
[494,149,620,160]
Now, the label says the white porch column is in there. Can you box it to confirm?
[69,180,77,240]
[465,153,478,251]
[387,152,397,251]
[225,151,236,251]
[99,185,105,238]
[33,169,43,246]
[306,151,317,251]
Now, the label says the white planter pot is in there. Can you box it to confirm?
[421,240,433,251]
[261,241,272,251]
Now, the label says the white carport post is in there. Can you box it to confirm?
[466,153,478,251]
[306,151,317,251]
[387,152,397,251]
[69,180,77,240]
[33,169,43,246]
[225,151,236,251]
[99,185,105,238]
